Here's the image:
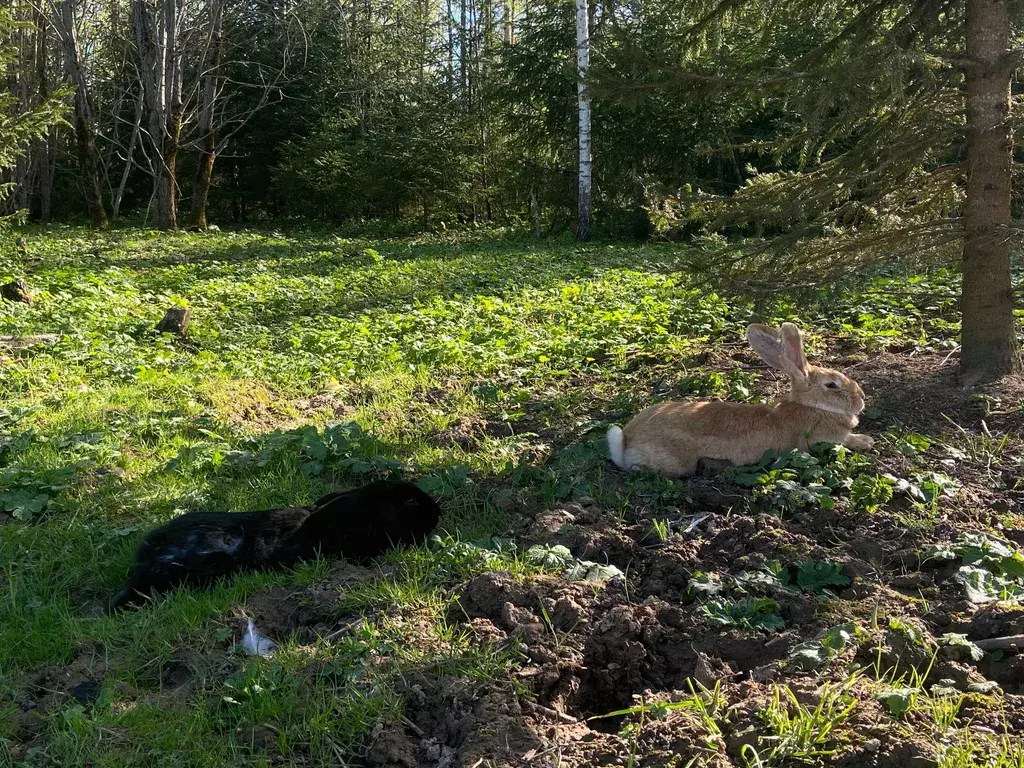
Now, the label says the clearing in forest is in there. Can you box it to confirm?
[1,227,1022,767]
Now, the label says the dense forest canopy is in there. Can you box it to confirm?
[1,0,965,231]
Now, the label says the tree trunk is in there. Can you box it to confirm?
[132,0,182,231]
[37,133,55,221]
[959,0,1021,381]
[113,87,145,219]
[575,0,592,241]
[59,0,109,228]
[530,185,541,239]
[35,8,55,222]
[188,0,223,230]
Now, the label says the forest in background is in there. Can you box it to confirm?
[0,0,1010,232]
[0,0,1022,380]
[2,0,787,234]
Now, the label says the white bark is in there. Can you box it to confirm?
[575,0,591,240]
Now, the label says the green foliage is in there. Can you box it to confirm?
[525,543,624,583]
[850,473,895,513]
[788,623,866,672]
[725,443,959,517]
[725,448,843,512]
[0,229,1004,766]
[794,561,850,594]
[744,680,859,766]
[704,597,785,631]
[0,10,66,221]
[649,517,671,543]
[938,634,985,663]
[926,534,1024,604]
[877,687,918,718]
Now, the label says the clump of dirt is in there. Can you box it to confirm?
[196,378,292,431]
[294,391,354,419]
[236,561,386,643]
[430,413,489,451]
[365,676,544,768]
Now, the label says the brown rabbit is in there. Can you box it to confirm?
[607,323,874,478]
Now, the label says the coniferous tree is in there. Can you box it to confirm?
[0,7,66,220]
[616,0,1023,381]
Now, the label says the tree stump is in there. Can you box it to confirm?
[1,279,32,304]
[156,307,191,337]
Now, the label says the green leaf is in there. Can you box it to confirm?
[877,688,918,717]
[524,544,574,570]
[687,572,727,599]
[822,622,863,651]
[788,641,832,671]
[953,566,1024,604]
[795,560,850,593]
[0,490,50,521]
[938,633,985,662]
[564,561,624,582]
[703,597,785,631]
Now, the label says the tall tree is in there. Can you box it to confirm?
[959,0,1020,381]
[0,7,65,213]
[188,0,222,230]
[613,0,1022,382]
[56,0,108,228]
[132,0,184,230]
[575,0,591,240]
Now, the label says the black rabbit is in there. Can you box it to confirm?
[109,480,441,611]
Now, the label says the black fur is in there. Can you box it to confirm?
[109,480,441,611]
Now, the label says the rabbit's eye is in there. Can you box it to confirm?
[824,381,840,389]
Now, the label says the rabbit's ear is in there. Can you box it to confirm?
[779,323,809,381]
[747,324,785,369]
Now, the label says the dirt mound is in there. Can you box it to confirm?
[359,490,1024,767]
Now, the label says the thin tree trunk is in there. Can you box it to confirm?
[59,0,108,228]
[188,0,223,230]
[460,0,467,98]
[575,0,592,241]
[113,86,145,219]
[164,0,183,229]
[34,6,54,221]
[446,0,455,91]
[530,185,541,239]
[7,6,32,214]
[503,0,513,45]
[959,0,1021,381]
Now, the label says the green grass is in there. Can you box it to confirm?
[0,225,1018,766]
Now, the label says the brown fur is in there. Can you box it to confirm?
[608,323,874,478]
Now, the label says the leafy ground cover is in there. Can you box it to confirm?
[0,226,1022,767]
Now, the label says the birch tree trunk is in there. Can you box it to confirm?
[959,0,1021,381]
[575,0,592,241]
[188,0,223,230]
[59,0,108,228]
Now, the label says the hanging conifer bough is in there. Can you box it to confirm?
[618,0,1022,383]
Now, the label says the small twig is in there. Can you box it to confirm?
[974,635,1024,651]
[521,700,579,724]
[940,347,959,367]
[402,716,426,738]
[323,617,365,642]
